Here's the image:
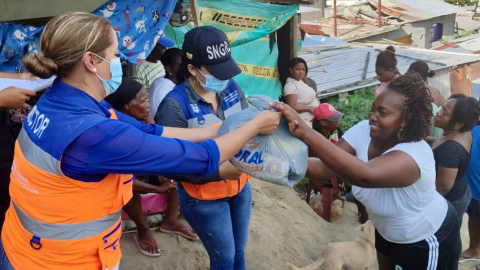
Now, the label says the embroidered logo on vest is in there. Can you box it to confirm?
[190,103,200,113]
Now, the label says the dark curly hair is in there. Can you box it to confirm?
[387,72,433,142]
[448,94,480,132]
[376,46,398,72]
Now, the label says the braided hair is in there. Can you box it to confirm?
[376,46,398,73]
[387,72,433,142]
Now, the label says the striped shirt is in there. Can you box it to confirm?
[135,60,165,90]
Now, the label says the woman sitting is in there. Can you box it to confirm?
[275,72,461,270]
[283,57,319,127]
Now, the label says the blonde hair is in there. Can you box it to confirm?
[23,12,113,79]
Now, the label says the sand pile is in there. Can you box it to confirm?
[119,178,367,270]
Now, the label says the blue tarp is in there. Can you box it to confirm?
[0,0,177,73]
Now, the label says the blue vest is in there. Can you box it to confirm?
[166,79,243,128]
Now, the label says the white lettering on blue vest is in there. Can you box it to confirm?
[190,104,200,113]
[26,106,50,138]
[234,149,264,165]
[206,41,231,60]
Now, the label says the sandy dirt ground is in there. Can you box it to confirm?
[119,178,477,270]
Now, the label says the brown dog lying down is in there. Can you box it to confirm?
[287,220,376,270]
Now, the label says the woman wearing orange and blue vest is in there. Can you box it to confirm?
[0,13,281,270]
[155,26,252,270]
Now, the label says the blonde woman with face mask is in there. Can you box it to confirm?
[0,12,280,270]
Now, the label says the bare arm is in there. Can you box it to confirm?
[306,139,356,183]
[285,94,315,114]
[305,128,419,188]
[0,87,36,109]
[274,103,420,188]
[436,167,458,195]
[0,72,21,79]
[0,72,34,80]
[132,179,177,194]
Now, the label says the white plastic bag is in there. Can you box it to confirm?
[217,95,308,187]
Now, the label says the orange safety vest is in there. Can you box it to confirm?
[1,108,133,270]
[166,80,250,200]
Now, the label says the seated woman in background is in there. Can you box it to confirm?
[105,78,198,257]
[278,72,461,270]
[283,57,319,127]
[375,46,400,96]
[407,61,445,138]
[432,94,479,227]
[149,48,182,116]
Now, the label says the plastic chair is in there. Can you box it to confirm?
[306,176,341,223]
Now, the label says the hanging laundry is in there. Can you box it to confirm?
[93,0,177,64]
[0,0,177,73]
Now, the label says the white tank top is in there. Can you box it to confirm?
[343,121,447,244]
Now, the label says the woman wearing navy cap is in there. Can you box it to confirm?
[156,26,252,270]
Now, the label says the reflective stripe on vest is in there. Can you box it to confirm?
[13,202,121,241]
[2,107,132,270]
[17,128,63,177]
[186,102,243,129]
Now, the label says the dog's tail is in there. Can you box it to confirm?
[286,257,326,270]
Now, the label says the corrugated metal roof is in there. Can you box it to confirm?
[301,44,480,97]
[367,0,464,22]
[433,34,480,54]
[303,35,350,46]
[394,0,465,16]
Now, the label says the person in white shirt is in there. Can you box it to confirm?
[149,48,182,116]
[283,57,319,127]
[276,73,461,270]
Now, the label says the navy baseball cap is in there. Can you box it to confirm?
[182,26,241,80]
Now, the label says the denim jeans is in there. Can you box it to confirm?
[0,238,15,270]
[177,182,252,270]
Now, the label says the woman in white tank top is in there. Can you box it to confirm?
[274,73,461,270]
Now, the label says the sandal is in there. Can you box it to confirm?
[133,233,162,257]
[160,227,199,241]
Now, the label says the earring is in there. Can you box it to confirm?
[93,68,97,73]
[397,122,406,141]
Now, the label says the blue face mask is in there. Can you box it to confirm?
[196,69,229,93]
[94,54,123,96]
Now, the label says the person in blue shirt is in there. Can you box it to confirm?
[461,125,480,261]
[0,12,281,270]
[105,78,199,257]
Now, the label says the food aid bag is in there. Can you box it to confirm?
[217,95,308,187]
